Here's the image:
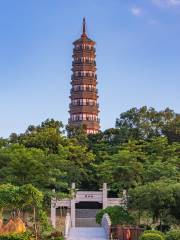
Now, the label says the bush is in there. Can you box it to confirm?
[165,230,180,240]
[144,230,165,238]
[44,231,64,240]
[139,224,152,230]
[96,206,134,225]
[140,233,164,240]
[0,232,31,240]
[156,225,171,233]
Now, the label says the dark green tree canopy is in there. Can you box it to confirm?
[115,106,180,142]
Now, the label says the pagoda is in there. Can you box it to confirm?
[69,18,100,134]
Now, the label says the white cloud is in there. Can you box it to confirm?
[131,6,142,16]
[152,0,180,7]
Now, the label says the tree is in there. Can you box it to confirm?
[66,124,89,146]
[96,148,144,191]
[58,140,95,188]
[115,106,179,142]
[0,184,47,239]
[0,144,68,192]
[0,138,8,148]
[9,119,64,153]
[19,184,46,240]
[0,184,20,217]
[163,115,180,143]
[142,137,180,183]
[169,183,180,222]
[129,181,176,227]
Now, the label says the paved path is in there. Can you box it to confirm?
[68,227,107,240]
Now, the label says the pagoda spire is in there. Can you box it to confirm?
[82,17,87,36]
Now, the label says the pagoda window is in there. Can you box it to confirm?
[74,71,79,77]
[71,114,98,121]
[87,129,93,134]
[87,129,98,134]
[79,114,82,120]
[74,85,78,91]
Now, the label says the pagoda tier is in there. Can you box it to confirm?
[68,18,100,134]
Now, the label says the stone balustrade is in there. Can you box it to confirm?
[64,213,71,240]
[101,213,111,240]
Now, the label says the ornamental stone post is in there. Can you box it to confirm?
[102,183,108,209]
[51,189,56,228]
[70,183,76,227]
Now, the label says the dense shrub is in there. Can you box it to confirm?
[44,231,64,240]
[156,225,171,233]
[165,230,180,240]
[0,233,31,240]
[139,224,152,230]
[96,206,134,225]
[140,233,164,240]
[144,230,165,238]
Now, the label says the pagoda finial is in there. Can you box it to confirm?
[82,17,86,35]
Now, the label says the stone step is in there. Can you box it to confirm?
[75,218,100,227]
[76,209,99,218]
[68,227,107,240]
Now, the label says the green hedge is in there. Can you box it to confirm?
[144,230,165,238]
[0,233,31,240]
[165,230,180,240]
[140,233,164,240]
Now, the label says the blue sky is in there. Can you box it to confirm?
[0,0,180,137]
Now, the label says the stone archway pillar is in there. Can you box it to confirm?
[71,183,76,227]
[51,189,56,228]
[102,183,108,209]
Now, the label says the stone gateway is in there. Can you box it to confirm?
[51,183,127,228]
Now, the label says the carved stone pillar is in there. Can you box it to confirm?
[102,183,108,209]
[51,199,56,228]
[71,183,76,227]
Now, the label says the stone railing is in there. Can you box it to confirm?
[101,213,111,240]
[64,213,71,240]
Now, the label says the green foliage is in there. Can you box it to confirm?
[0,138,7,148]
[0,106,179,229]
[9,119,64,153]
[169,184,180,221]
[0,144,68,191]
[66,124,88,146]
[0,233,31,240]
[140,233,164,240]
[129,181,180,223]
[165,230,180,240]
[144,230,165,238]
[0,184,20,212]
[44,231,64,240]
[115,106,180,142]
[96,147,144,190]
[59,141,95,186]
[0,183,43,214]
[96,206,134,226]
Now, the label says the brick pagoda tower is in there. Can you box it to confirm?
[69,18,100,134]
